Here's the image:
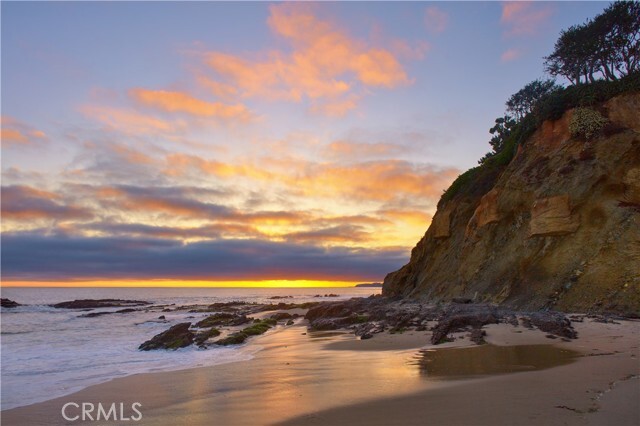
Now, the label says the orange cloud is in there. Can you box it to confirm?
[200,3,411,115]
[129,88,253,121]
[80,105,176,135]
[1,116,47,148]
[424,6,449,34]
[501,48,522,63]
[166,152,458,204]
[501,2,553,36]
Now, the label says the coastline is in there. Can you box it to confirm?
[3,316,638,425]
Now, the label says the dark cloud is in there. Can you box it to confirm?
[1,185,93,221]
[1,232,407,282]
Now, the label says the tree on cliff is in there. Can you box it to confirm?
[544,1,640,84]
[506,79,562,121]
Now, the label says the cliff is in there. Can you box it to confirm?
[383,92,640,315]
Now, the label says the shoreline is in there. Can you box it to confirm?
[3,316,639,425]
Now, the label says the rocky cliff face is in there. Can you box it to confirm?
[383,93,640,315]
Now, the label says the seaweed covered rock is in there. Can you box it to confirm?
[139,323,194,351]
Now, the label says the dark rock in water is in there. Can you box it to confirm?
[139,323,194,351]
[360,333,373,340]
[194,328,221,345]
[158,315,166,320]
[214,332,248,346]
[529,311,577,339]
[269,296,293,299]
[286,319,295,326]
[1,298,20,308]
[452,297,473,304]
[79,311,113,318]
[270,312,293,321]
[196,313,249,328]
[469,328,487,344]
[79,308,139,318]
[51,299,150,309]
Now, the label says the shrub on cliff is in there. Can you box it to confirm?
[569,108,608,140]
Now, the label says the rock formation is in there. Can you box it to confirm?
[383,93,640,315]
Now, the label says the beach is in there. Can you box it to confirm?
[3,316,638,426]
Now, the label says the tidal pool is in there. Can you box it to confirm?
[412,344,580,379]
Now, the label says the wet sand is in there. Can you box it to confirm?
[3,318,639,425]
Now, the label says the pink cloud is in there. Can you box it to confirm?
[424,7,449,34]
[501,48,522,62]
[500,1,553,36]
[199,3,413,116]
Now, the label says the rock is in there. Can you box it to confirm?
[158,315,166,320]
[623,168,640,203]
[360,333,373,340]
[430,305,500,345]
[286,319,295,326]
[452,297,473,304]
[305,302,353,322]
[432,208,452,239]
[195,313,249,328]
[268,296,293,299]
[466,189,501,236]
[1,298,20,308]
[270,312,294,321]
[469,328,487,345]
[139,323,194,350]
[51,299,150,309]
[78,308,138,318]
[214,332,248,346]
[194,328,221,345]
[529,195,579,237]
[529,311,577,339]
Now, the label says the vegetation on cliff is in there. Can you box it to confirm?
[441,1,640,207]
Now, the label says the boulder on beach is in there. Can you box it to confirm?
[139,323,194,351]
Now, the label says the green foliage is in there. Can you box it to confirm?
[569,108,608,139]
[535,71,640,122]
[506,79,563,120]
[544,1,640,83]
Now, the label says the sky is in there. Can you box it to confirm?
[1,1,607,287]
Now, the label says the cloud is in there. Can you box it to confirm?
[79,105,177,135]
[424,6,449,34]
[285,224,371,244]
[501,48,522,63]
[500,1,553,36]
[1,232,408,282]
[1,116,48,148]
[1,185,93,222]
[129,88,253,121]
[200,3,411,116]
[165,153,459,203]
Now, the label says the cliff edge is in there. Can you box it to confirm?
[383,92,640,315]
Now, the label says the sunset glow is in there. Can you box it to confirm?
[1,1,605,287]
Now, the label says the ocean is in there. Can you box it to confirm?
[0,286,379,410]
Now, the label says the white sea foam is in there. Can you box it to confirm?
[0,287,378,410]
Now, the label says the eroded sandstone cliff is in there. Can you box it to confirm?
[383,93,640,315]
